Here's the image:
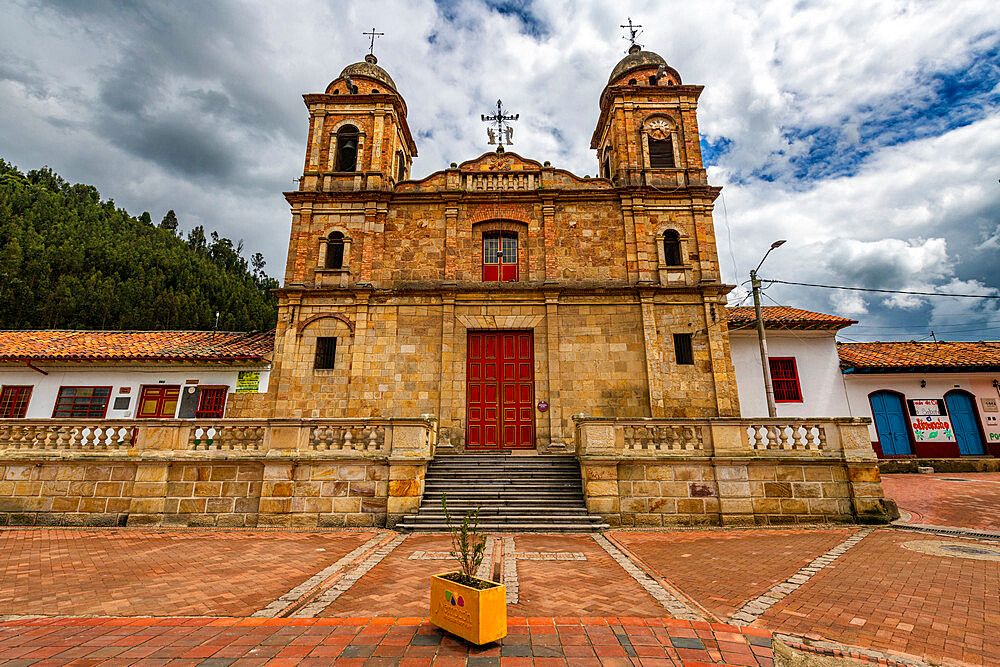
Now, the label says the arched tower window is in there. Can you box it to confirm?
[326,232,345,269]
[663,230,682,266]
[644,117,677,168]
[601,148,612,180]
[335,125,359,172]
[483,231,518,282]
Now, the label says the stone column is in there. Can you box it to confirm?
[543,290,564,449]
[619,196,639,283]
[308,110,326,170]
[347,291,372,417]
[542,200,556,281]
[639,291,665,417]
[444,202,459,280]
[438,293,457,448]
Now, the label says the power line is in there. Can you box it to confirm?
[762,279,1000,299]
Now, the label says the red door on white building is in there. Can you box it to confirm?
[466,331,534,450]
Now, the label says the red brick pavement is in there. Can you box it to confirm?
[322,533,462,618]
[882,473,1000,530]
[758,529,998,666]
[0,616,776,666]
[608,529,856,619]
[0,529,375,617]
[507,535,667,618]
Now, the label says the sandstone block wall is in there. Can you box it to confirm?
[581,459,891,528]
[0,459,413,529]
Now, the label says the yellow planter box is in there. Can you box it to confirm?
[430,571,507,645]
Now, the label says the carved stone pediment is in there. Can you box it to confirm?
[396,151,611,193]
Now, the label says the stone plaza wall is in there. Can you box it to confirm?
[0,418,435,529]
[576,417,895,527]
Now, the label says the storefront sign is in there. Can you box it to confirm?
[981,397,998,412]
[236,371,260,393]
[906,398,955,442]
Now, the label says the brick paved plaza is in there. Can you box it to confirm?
[0,473,996,666]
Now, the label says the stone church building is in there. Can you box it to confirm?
[0,42,891,531]
[265,44,740,452]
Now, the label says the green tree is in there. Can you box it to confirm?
[159,209,179,232]
[0,159,278,331]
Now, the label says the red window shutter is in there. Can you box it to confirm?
[0,386,31,418]
[768,358,802,402]
[195,387,227,419]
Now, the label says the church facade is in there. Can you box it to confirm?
[264,46,740,452]
[0,44,892,530]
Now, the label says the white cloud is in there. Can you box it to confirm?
[1,0,998,339]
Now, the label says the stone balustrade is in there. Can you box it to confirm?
[0,416,438,529]
[573,416,876,462]
[0,417,436,461]
[572,416,893,528]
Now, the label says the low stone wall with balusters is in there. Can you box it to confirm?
[573,417,895,528]
[0,417,435,528]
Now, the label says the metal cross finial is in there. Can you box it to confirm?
[480,99,519,147]
[620,17,643,49]
[363,27,384,56]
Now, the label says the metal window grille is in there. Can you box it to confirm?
[52,386,111,418]
[315,337,337,370]
[673,333,694,365]
[195,387,227,419]
[649,137,675,168]
[769,357,803,402]
[0,386,31,418]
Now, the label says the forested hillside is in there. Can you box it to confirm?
[0,160,278,331]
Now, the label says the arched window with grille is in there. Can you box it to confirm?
[326,231,345,269]
[335,125,359,171]
[663,230,682,266]
[482,231,518,282]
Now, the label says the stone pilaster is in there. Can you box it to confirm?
[639,292,665,416]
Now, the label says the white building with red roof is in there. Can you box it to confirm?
[727,306,857,420]
[0,330,272,420]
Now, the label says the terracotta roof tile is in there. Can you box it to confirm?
[0,330,274,363]
[726,306,856,331]
[838,341,1000,371]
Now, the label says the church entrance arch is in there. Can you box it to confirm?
[466,330,535,450]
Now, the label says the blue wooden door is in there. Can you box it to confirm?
[945,392,986,456]
[869,391,911,456]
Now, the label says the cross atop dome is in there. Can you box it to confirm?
[362,27,384,59]
[620,17,643,51]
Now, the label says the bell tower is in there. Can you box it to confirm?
[590,44,707,189]
[299,53,418,192]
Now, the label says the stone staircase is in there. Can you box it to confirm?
[397,453,608,532]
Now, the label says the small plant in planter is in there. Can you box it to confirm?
[429,494,507,645]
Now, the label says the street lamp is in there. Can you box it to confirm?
[750,240,786,418]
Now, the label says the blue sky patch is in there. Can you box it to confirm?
[752,34,1000,184]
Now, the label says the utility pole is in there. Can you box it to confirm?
[751,268,778,418]
[751,240,786,419]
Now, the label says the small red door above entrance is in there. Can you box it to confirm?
[466,331,534,450]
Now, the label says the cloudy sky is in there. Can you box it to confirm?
[2,0,999,341]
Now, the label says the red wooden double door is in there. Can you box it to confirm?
[466,331,535,450]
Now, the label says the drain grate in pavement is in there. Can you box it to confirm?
[941,544,999,556]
